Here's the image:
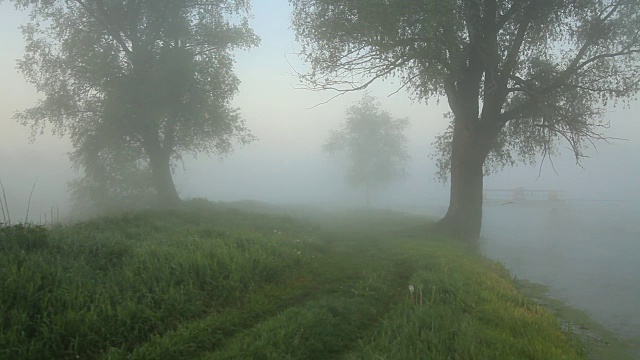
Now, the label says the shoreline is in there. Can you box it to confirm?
[516,279,638,360]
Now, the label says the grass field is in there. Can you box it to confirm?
[0,200,586,359]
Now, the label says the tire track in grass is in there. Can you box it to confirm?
[103,282,314,360]
[199,232,419,359]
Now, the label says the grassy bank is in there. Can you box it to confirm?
[517,279,636,360]
[1,200,586,359]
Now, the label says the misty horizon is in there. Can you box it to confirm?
[2,2,639,221]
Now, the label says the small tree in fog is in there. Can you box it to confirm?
[324,96,410,206]
[12,0,258,208]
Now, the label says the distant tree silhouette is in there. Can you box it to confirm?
[324,96,410,206]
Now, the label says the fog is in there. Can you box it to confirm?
[482,202,640,356]
[1,0,639,355]
[1,1,454,219]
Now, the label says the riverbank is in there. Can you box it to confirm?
[517,279,637,360]
[481,203,640,359]
[1,201,587,359]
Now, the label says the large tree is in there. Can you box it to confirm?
[324,95,410,206]
[290,0,640,240]
[13,0,258,208]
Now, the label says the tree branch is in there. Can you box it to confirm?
[74,0,134,58]
[497,0,525,28]
[499,8,532,88]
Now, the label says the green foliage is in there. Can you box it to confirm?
[0,203,595,359]
[68,160,157,218]
[203,208,588,359]
[13,0,259,207]
[431,116,535,182]
[291,0,640,177]
[0,204,314,359]
[342,243,585,359]
[324,95,410,196]
[0,224,49,252]
[206,297,379,360]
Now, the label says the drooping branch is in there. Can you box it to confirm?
[293,46,416,94]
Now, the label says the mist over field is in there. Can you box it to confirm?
[2,2,640,216]
[1,1,640,358]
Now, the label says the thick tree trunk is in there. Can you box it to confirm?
[436,2,507,242]
[149,153,181,208]
[437,116,497,242]
[145,138,181,208]
[439,147,485,242]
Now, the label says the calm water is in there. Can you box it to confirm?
[480,202,640,355]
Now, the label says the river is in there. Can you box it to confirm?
[480,201,640,358]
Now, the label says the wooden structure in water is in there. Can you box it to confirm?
[483,188,567,205]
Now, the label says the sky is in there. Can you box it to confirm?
[1,1,639,221]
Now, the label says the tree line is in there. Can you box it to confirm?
[8,0,640,241]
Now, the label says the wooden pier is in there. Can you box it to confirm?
[483,188,567,205]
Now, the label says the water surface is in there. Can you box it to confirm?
[481,202,640,356]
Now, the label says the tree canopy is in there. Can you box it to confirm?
[291,0,640,240]
[324,95,410,205]
[14,0,259,208]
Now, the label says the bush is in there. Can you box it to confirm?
[0,224,49,252]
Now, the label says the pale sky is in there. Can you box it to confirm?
[1,1,639,221]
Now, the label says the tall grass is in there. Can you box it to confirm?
[340,241,586,359]
[0,202,591,359]
[204,209,586,360]
[0,179,59,227]
[0,205,318,359]
[0,179,11,226]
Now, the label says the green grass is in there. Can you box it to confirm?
[0,200,586,359]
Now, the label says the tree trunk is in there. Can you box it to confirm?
[436,5,507,242]
[439,150,485,242]
[145,137,181,208]
[438,115,497,242]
